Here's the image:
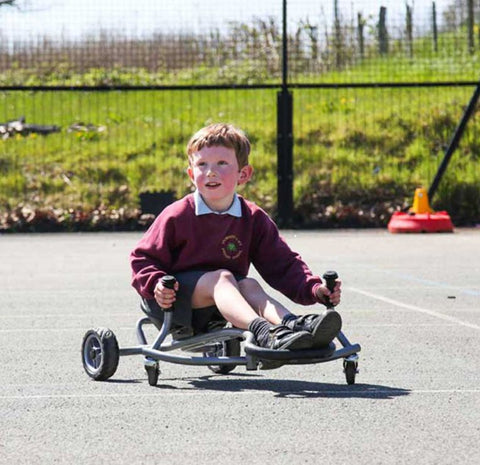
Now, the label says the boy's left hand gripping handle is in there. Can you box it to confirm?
[161,275,177,312]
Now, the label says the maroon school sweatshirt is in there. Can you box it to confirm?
[130,194,322,305]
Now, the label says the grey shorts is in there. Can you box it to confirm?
[140,270,244,335]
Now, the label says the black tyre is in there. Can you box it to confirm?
[344,360,357,385]
[205,338,241,375]
[145,360,160,386]
[82,328,119,381]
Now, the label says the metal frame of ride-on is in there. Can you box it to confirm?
[81,271,361,386]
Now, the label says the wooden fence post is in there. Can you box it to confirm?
[357,12,365,60]
[334,0,343,68]
[467,0,474,54]
[406,3,413,58]
[378,6,389,55]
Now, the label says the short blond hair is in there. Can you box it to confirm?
[186,123,251,168]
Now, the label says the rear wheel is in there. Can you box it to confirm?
[205,338,241,374]
[81,328,119,381]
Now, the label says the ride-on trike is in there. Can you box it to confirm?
[81,271,361,385]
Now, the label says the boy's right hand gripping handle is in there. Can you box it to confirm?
[322,270,338,309]
[160,275,177,313]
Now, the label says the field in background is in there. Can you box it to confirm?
[2,83,478,230]
[1,3,480,231]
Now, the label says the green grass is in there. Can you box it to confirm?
[1,57,480,230]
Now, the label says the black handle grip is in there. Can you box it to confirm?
[322,270,338,308]
[160,275,177,312]
[322,270,338,292]
[161,275,177,289]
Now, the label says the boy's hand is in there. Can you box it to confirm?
[154,279,179,309]
[315,280,342,307]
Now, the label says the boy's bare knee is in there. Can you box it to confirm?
[215,269,236,282]
[199,269,233,286]
[238,277,262,294]
[197,270,237,294]
[193,269,235,308]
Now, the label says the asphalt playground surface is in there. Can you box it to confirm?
[1,229,479,464]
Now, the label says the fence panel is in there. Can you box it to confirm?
[294,85,480,226]
[1,0,479,230]
[0,88,277,218]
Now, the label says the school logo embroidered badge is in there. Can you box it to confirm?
[221,235,243,260]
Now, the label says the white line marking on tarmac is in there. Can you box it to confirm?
[348,287,480,331]
[357,266,480,296]
[0,327,134,333]
[0,323,463,333]
[1,389,479,400]
[0,313,134,318]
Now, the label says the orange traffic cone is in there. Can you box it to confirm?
[387,187,454,233]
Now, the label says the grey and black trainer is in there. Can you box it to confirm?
[259,325,313,370]
[286,310,342,348]
[265,325,313,350]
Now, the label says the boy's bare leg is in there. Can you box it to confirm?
[191,270,313,355]
[191,270,262,329]
[237,277,291,325]
[238,277,342,349]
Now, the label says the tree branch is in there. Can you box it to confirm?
[0,0,17,8]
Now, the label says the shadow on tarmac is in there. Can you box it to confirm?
[152,374,410,399]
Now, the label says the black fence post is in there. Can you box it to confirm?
[276,0,294,227]
[277,89,293,227]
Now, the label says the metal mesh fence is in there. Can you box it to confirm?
[1,0,479,229]
[294,85,479,224]
[1,1,478,83]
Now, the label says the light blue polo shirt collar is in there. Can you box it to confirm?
[194,190,242,217]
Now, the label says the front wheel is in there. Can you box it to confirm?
[344,360,358,385]
[81,328,119,381]
[145,359,160,386]
[205,338,241,375]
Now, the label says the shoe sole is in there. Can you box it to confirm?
[259,360,284,370]
[310,310,342,348]
[260,331,313,370]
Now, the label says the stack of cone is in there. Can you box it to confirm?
[387,188,454,233]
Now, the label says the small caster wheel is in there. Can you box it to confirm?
[82,328,119,381]
[343,359,358,385]
[205,338,241,375]
[145,359,160,386]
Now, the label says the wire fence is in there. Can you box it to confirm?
[1,0,479,230]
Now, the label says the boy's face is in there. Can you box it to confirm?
[187,145,252,212]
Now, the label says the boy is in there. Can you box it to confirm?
[130,123,342,355]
